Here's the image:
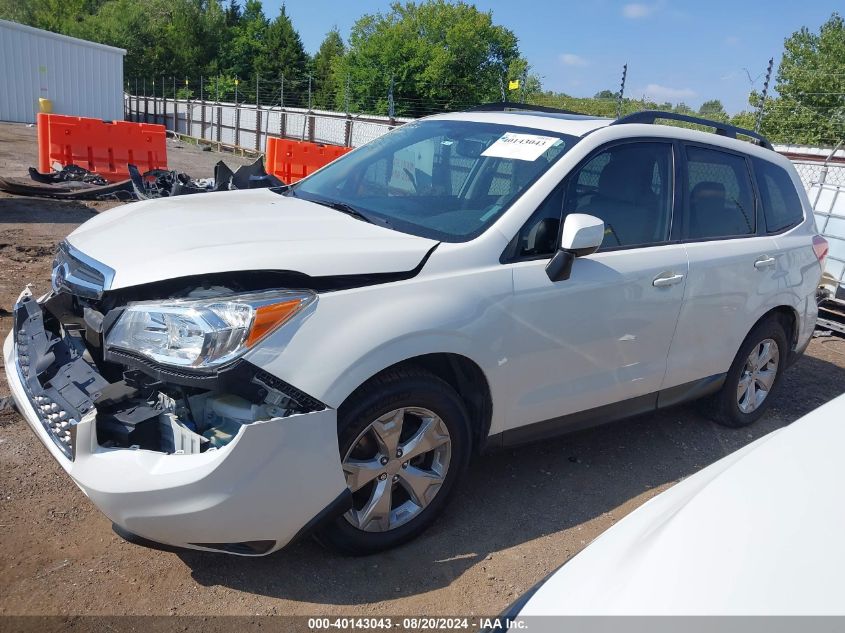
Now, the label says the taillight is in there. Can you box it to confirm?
[813,235,829,266]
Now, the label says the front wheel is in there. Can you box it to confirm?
[315,367,471,555]
[705,316,788,428]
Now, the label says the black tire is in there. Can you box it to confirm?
[705,316,789,428]
[315,366,472,555]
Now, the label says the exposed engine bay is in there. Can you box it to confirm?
[31,281,324,456]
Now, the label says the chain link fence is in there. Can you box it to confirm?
[792,160,845,189]
[123,86,845,195]
[123,94,412,153]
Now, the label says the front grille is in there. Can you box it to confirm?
[51,241,114,299]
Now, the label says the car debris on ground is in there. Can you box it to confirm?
[0,158,284,202]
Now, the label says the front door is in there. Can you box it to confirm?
[502,140,688,430]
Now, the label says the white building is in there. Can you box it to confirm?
[0,19,125,123]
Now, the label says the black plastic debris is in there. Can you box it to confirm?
[28,165,109,187]
[1,158,284,202]
[0,173,134,200]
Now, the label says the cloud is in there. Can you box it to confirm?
[724,35,741,46]
[622,3,657,18]
[559,53,588,67]
[641,83,696,102]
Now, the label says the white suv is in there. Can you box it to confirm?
[4,105,826,556]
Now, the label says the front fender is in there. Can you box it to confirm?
[245,266,513,419]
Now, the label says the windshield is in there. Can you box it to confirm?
[289,119,577,242]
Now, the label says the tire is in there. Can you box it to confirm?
[315,366,472,555]
[705,316,789,428]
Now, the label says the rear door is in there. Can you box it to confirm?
[665,144,780,388]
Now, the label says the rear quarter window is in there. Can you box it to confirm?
[754,158,805,233]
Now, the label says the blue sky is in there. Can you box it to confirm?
[263,0,840,114]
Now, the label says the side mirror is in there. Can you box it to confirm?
[545,214,604,282]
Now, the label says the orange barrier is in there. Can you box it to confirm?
[265,137,352,184]
[37,113,167,182]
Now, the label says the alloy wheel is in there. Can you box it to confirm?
[737,338,779,414]
[341,407,452,532]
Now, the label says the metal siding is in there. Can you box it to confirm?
[0,19,125,123]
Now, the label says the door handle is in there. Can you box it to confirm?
[652,272,685,287]
[754,255,776,269]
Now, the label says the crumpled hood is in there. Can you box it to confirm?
[519,393,845,615]
[66,189,438,290]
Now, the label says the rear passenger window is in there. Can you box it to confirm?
[685,146,755,239]
[754,159,804,233]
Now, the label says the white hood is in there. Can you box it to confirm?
[520,393,845,615]
[66,189,438,290]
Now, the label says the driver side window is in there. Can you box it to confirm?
[564,142,673,249]
[509,142,674,260]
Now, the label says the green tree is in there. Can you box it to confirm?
[767,12,845,145]
[313,29,345,109]
[220,0,269,81]
[593,89,616,100]
[223,0,240,27]
[698,99,728,121]
[255,4,309,104]
[673,102,695,115]
[334,0,524,117]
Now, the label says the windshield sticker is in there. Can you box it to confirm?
[481,132,561,161]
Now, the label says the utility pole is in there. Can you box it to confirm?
[500,75,505,102]
[520,68,527,103]
[345,75,351,113]
[616,63,628,118]
[388,75,395,121]
[307,73,312,110]
[755,57,774,133]
[256,74,260,106]
[200,75,203,102]
[280,75,285,108]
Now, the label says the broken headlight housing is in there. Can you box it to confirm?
[105,290,316,369]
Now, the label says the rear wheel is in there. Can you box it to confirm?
[706,316,788,428]
[316,367,471,555]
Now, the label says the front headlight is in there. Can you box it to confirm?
[105,289,315,369]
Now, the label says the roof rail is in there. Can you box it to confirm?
[467,102,587,116]
[611,110,774,150]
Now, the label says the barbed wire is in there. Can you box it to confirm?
[125,72,844,147]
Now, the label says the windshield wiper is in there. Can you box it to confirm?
[311,198,375,224]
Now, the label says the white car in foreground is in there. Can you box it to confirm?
[4,105,825,556]
[502,392,845,618]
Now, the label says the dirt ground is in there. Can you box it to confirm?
[1,121,845,617]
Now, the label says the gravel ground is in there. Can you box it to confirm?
[1,121,844,617]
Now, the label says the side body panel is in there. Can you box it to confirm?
[666,236,780,387]
[245,244,518,435]
[502,244,688,430]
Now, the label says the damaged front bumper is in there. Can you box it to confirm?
[3,288,349,556]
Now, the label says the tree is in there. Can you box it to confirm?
[593,89,616,100]
[313,29,345,109]
[255,4,310,103]
[698,99,728,121]
[334,0,524,117]
[224,0,240,27]
[766,12,845,145]
[220,0,269,81]
[673,102,695,115]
